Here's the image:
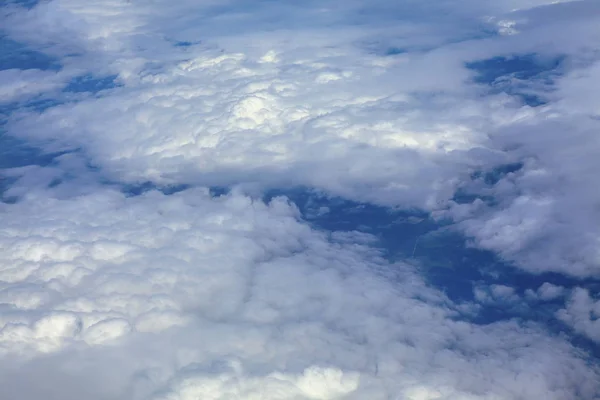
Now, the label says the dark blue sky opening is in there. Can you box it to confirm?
[0,37,61,71]
[63,74,120,93]
[466,53,565,106]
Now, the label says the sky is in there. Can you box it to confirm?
[1,0,600,399]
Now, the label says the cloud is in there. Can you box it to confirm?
[0,186,597,399]
[474,284,521,305]
[436,1,600,277]
[525,282,565,302]
[0,68,64,104]
[4,41,487,207]
[2,0,600,398]
[3,0,532,209]
[558,288,600,343]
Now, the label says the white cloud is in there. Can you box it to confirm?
[557,288,600,343]
[3,0,533,209]
[474,284,521,305]
[436,0,600,277]
[0,69,64,104]
[4,3,600,266]
[0,187,596,399]
[529,282,565,301]
[538,284,564,301]
[2,0,600,398]
[4,42,491,207]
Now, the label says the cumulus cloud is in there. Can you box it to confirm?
[0,186,598,399]
[3,1,600,279]
[2,0,600,398]
[525,282,566,302]
[557,288,600,343]
[437,1,600,277]
[474,284,521,305]
[2,0,533,208]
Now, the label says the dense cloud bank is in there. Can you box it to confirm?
[2,0,600,398]
[0,187,598,399]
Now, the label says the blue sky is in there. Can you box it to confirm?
[1,1,600,399]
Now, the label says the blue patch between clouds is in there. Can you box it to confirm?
[467,54,562,83]
[1,98,63,118]
[4,0,40,9]
[63,74,119,93]
[0,135,62,169]
[452,162,524,206]
[476,162,523,185]
[121,182,191,197]
[263,188,497,300]
[0,37,61,71]
[384,47,407,56]
[174,41,195,47]
[276,188,600,359]
[263,189,599,327]
[0,134,73,203]
[466,53,564,106]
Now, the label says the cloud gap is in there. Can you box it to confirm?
[466,53,565,106]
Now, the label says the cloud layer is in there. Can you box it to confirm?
[2,0,600,398]
[3,0,600,279]
[1,186,598,399]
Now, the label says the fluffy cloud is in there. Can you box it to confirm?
[436,1,600,277]
[2,0,532,209]
[525,282,565,302]
[2,0,600,398]
[0,186,598,399]
[474,284,521,305]
[558,288,600,343]
[3,1,600,279]
[4,33,488,207]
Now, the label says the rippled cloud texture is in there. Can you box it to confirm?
[1,0,600,399]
